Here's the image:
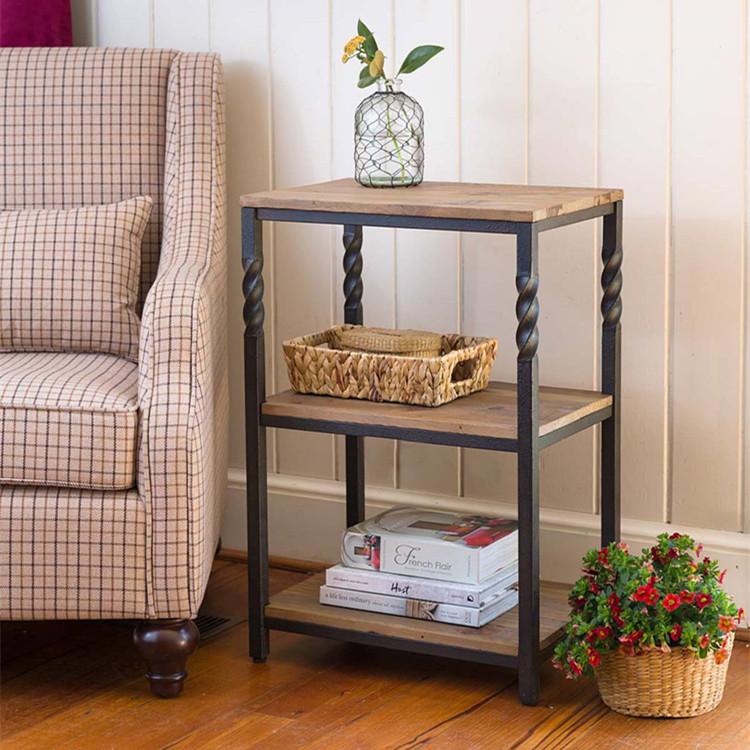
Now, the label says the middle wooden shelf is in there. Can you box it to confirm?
[261,381,612,452]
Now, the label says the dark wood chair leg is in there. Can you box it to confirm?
[133,619,199,698]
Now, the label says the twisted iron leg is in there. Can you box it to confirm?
[243,207,269,662]
[343,225,365,527]
[515,224,541,706]
[601,202,622,546]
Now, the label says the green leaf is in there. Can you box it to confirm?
[357,19,378,60]
[357,18,372,37]
[357,66,378,89]
[397,45,444,76]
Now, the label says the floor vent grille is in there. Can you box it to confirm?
[116,614,242,641]
[194,613,242,641]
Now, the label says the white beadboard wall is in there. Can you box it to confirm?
[73,1,750,546]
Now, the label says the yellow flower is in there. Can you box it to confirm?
[342,35,365,61]
[369,49,384,77]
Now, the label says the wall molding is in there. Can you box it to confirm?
[223,468,749,611]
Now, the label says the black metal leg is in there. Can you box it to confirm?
[343,225,365,526]
[243,207,269,662]
[515,224,540,707]
[600,202,622,547]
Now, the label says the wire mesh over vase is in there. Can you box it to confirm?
[354,79,424,188]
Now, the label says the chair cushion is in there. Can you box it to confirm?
[0,47,177,307]
[0,197,152,361]
[0,352,138,490]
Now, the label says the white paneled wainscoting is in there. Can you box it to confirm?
[74,0,748,605]
[222,470,750,615]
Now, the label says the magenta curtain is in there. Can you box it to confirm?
[0,0,72,46]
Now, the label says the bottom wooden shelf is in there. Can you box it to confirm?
[265,573,570,667]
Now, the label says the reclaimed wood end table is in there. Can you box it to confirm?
[239,179,623,706]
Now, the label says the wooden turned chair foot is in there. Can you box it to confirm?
[133,619,199,698]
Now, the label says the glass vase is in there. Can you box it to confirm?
[354,78,424,188]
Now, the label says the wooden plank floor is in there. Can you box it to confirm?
[1,560,748,750]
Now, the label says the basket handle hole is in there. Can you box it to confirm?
[451,356,478,384]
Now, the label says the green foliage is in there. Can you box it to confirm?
[342,20,443,89]
[552,533,743,679]
[357,19,378,60]
[358,67,378,89]
[397,45,444,76]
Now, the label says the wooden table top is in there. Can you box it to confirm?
[240,179,623,222]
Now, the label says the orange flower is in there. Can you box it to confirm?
[699,634,710,649]
[719,615,736,634]
[715,648,729,665]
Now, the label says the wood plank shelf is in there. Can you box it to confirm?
[261,382,612,451]
[266,574,571,666]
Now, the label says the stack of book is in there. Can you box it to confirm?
[319,506,519,628]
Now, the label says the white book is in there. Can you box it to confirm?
[319,585,519,628]
[341,506,518,584]
[325,563,518,608]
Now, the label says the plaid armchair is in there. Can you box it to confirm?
[0,48,228,697]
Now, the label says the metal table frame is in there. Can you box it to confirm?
[241,199,622,706]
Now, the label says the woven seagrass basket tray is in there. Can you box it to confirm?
[596,633,734,718]
[283,325,498,407]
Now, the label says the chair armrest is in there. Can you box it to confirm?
[138,52,227,619]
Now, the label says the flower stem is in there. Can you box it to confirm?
[385,99,406,185]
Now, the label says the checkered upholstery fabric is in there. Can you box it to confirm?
[0,352,138,490]
[0,47,174,307]
[0,197,152,361]
[139,52,228,618]
[0,50,227,621]
[0,486,146,620]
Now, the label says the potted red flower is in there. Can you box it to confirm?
[553,532,744,717]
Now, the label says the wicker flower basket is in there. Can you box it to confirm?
[283,325,497,406]
[596,633,734,718]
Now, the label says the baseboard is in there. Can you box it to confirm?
[222,468,750,616]
[217,549,328,573]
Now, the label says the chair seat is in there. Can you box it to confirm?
[0,352,138,490]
